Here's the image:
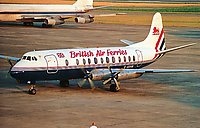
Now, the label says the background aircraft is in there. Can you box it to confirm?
[0,0,111,27]
[0,12,195,95]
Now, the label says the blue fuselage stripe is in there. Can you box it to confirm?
[10,62,153,81]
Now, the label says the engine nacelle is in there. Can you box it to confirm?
[44,18,56,26]
[90,69,143,81]
[74,15,94,24]
[90,69,111,81]
[117,71,143,80]
[44,18,65,26]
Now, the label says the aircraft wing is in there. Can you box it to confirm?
[94,13,127,17]
[124,69,195,73]
[20,15,68,21]
[0,55,20,62]
[111,68,195,75]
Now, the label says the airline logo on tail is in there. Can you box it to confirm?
[153,27,160,35]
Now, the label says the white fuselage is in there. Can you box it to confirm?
[11,46,156,75]
[0,4,85,22]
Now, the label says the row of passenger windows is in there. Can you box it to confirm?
[22,56,38,61]
[65,56,136,66]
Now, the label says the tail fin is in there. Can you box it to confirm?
[73,0,93,10]
[142,12,166,52]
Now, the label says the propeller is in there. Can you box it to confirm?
[78,69,95,90]
[103,66,121,90]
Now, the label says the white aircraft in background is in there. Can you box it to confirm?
[0,12,196,95]
[0,0,111,27]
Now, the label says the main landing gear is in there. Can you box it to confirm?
[42,23,53,28]
[110,83,120,92]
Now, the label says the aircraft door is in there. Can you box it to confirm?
[44,54,58,74]
[135,50,143,67]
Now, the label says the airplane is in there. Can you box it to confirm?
[0,0,112,27]
[0,12,196,95]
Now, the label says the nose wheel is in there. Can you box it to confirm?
[28,85,36,95]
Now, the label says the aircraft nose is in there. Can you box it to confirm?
[10,71,23,79]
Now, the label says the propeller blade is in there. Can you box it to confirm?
[88,78,95,90]
[103,78,112,85]
[78,79,87,87]
[113,78,120,90]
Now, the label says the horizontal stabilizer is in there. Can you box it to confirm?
[157,43,196,54]
[120,39,135,46]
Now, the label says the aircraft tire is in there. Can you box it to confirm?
[42,23,53,28]
[110,84,119,92]
[29,89,36,95]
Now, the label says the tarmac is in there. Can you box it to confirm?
[0,23,200,128]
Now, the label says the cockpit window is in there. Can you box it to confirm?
[32,56,37,61]
[22,56,37,61]
[27,56,31,61]
[22,56,27,60]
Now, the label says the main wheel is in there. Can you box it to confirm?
[110,84,119,92]
[42,23,53,28]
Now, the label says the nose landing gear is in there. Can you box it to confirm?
[28,85,36,95]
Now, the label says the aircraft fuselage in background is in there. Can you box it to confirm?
[0,0,94,27]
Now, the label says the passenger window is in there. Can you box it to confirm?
[27,56,31,61]
[83,58,86,65]
[133,56,135,61]
[118,56,121,63]
[128,56,131,62]
[101,58,104,64]
[124,56,126,62]
[94,57,98,64]
[76,59,79,65]
[112,56,115,63]
[65,59,69,66]
[88,58,91,65]
[106,57,109,63]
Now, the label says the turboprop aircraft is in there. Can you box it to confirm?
[0,12,196,95]
[0,0,113,27]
